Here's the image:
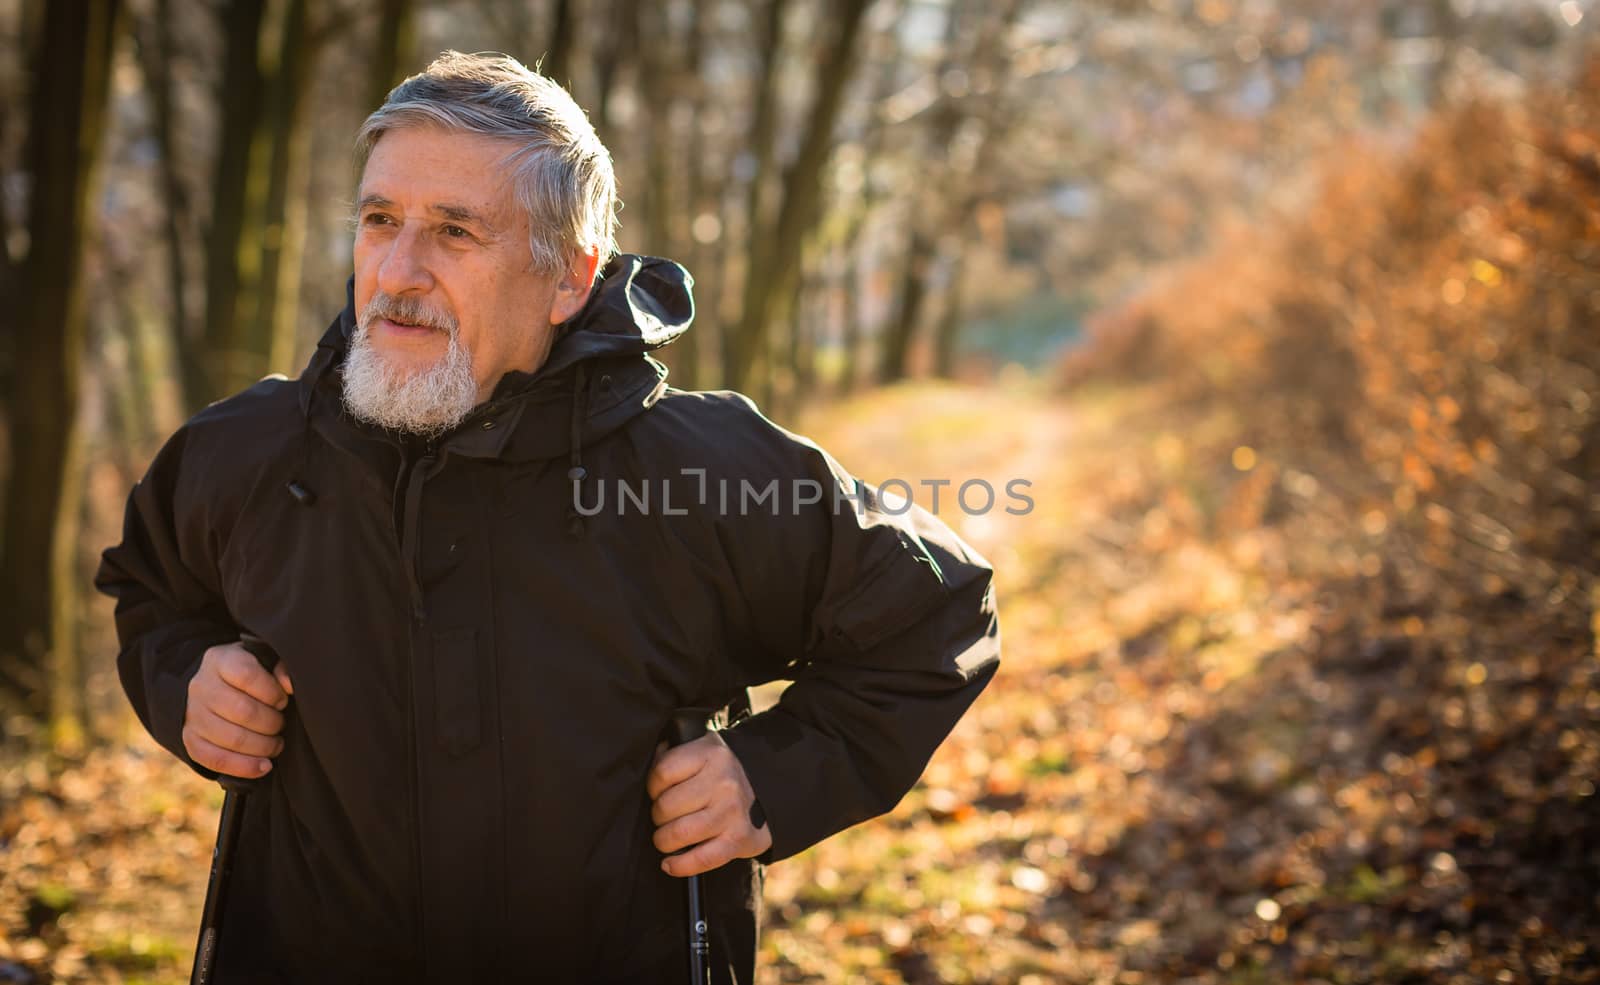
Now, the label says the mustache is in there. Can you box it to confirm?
[358,292,459,335]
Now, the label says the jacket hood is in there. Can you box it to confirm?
[533,252,695,382]
[295,254,694,539]
[300,252,693,415]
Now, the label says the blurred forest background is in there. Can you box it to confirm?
[1,0,1598,982]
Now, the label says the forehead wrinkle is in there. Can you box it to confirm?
[357,143,520,236]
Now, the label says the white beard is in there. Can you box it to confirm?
[341,299,478,437]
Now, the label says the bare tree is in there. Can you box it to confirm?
[542,0,577,91]
[0,0,123,743]
[593,0,641,138]
[131,0,199,398]
[720,0,791,389]
[727,0,874,395]
[197,0,268,406]
[632,0,695,382]
[196,0,360,402]
[250,0,316,379]
[827,1,907,393]
[878,0,1027,383]
[367,0,417,110]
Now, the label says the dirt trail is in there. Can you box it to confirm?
[760,381,1598,984]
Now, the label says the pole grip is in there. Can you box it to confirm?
[236,632,279,674]
[217,633,283,795]
[664,708,713,748]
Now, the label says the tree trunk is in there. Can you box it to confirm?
[481,2,537,73]
[635,0,695,385]
[543,0,576,90]
[878,228,933,383]
[728,0,872,394]
[880,0,1029,383]
[875,0,967,385]
[366,0,415,111]
[678,0,718,387]
[106,258,181,451]
[0,0,121,726]
[251,0,316,379]
[197,0,268,408]
[835,242,862,394]
[48,414,88,751]
[722,0,789,389]
[933,247,967,378]
[133,0,202,410]
[593,0,640,139]
[634,0,672,259]
[0,102,19,355]
[793,261,819,405]
[201,0,328,398]
[824,7,905,394]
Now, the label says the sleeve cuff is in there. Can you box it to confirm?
[146,637,222,782]
[721,711,838,863]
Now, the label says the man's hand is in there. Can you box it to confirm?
[648,731,772,877]
[183,642,294,779]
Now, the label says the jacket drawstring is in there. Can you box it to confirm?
[567,363,590,539]
[288,385,318,506]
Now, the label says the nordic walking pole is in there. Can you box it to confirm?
[190,633,282,985]
[665,708,715,985]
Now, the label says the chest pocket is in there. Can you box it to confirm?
[826,526,949,654]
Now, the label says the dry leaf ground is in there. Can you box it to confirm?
[755,381,1597,984]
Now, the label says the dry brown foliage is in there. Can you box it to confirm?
[1063,54,1600,639]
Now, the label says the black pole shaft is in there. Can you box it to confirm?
[686,871,710,985]
[189,634,281,985]
[666,709,715,985]
[190,786,250,985]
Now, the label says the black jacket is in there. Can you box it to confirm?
[96,254,1000,983]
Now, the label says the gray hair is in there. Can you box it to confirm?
[356,50,620,275]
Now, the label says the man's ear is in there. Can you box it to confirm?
[549,250,602,326]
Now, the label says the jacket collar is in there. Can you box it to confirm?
[297,254,690,464]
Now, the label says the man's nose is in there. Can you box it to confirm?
[376,225,434,296]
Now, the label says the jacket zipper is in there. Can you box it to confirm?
[393,437,435,975]
[395,441,436,624]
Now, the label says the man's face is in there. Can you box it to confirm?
[351,125,593,419]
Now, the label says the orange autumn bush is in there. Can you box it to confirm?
[1064,53,1600,632]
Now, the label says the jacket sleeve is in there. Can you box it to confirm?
[713,397,1001,863]
[94,425,238,780]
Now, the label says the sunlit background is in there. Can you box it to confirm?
[1,0,1597,981]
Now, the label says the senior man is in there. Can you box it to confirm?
[96,51,999,983]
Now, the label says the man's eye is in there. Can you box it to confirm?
[442,224,470,239]
[362,213,394,227]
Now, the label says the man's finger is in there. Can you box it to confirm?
[649,772,712,826]
[207,685,285,736]
[215,647,289,710]
[191,707,285,758]
[273,663,294,696]
[653,806,718,856]
[184,729,274,779]
[661,835,737,878]
[646,740,712,799]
